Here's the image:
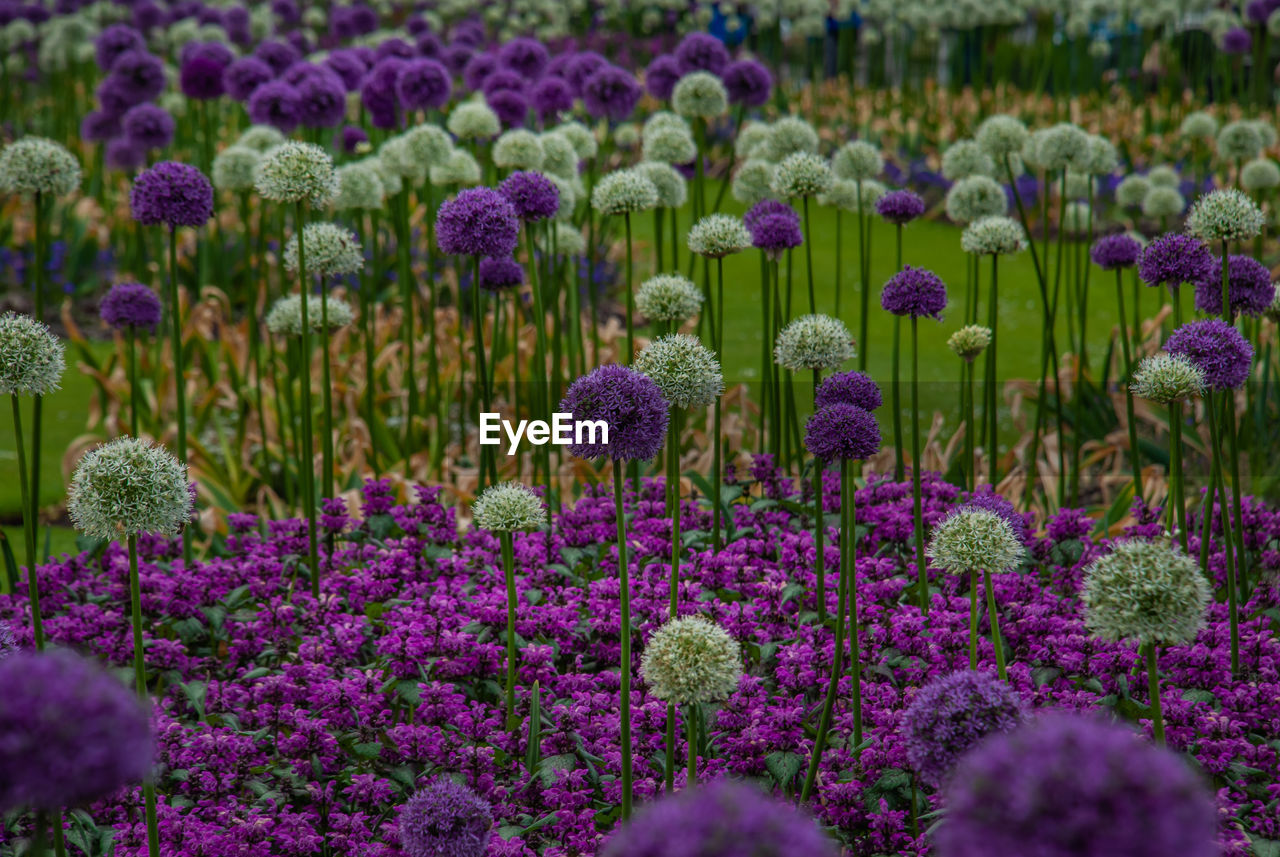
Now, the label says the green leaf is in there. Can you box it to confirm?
[181,681,207,718]
[1031,666,1062,687]
[764,751,802,787]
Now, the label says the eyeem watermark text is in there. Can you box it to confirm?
[479,413,608,454]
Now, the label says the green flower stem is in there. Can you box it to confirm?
[891,316,904,482]
[968,567,979,669]
[127,326,139,438]
[394,192,415,476]
[30,192,45,568]
[471,254,495,488]
[986,255,1000,485]
[359,213,379,474]
[834,209,843,321]
[771,259,784,460]
[128,534,162,857]
[167,226,193,566]
[654,208,664,274]
[526,224,553,525]
[1219,245,1248,598]
[856,181,869,371]
[911,316,927,614]
[1146,642,1165,746]
[52,817,66,857]
[1206,397,1239,676]
[320,285,334,501]
[244,194,267,474]
[1114,268,1142,498]
[802,195,816,314]
[712,258,724,552]
[760,252,772,454]
[11,394,42,644]
[685,706,697,785]
[965,360,976,492]
[624,212,635,363]
[813,450,826,624]
[983,568,1006,681]
[423,183,440,412]
[614,465,633,819]
[294,202,319,591]
[32,810,48,857]
[501,531,518,730]
[1169,400,1188,554]
[667,409,682,616]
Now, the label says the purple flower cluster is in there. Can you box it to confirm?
[902,670,1025,787]
[558,365,668,461]
[1090,233,1142,270]
[478,256,524,291]
[129,162,214,229]
[805,403,881,462]
[436,188,520,258]
[499,171,561,222]
[1164,319,1254,390]
[814,370,883,411]
[1193,255,1274,317]
[100,282,163,332]
[400,778,492,857]
[880,266,948,319]
[1138,233,1216,291]
[876,189,926,225]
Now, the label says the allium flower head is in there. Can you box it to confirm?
[447,101,502,141]
[687,213,751,258]
[100,283,162,333]
[1082,135,1119,175]
[1145,165,1180,188]
[960,216,1027,256]
[402,125,453,173]
[130,162,214,228]
[814,370,882,411]
[436,188,520,258]
[1217,119,1264,162]
[238,125,286,153]
[1138,233,1215,289]
[591,169,659,216]
[635,334,723,410]
[601,779,837,857]
[478,256,524,291]
[635,162,688,210]
[0,312,64,396]
[283,222,363,277]
[555,120,598,160]
[492,129,545,171]
[731,159,777,206]
[1115,174,1150,209]
[499,171,560,222]
[1062,201,1094,236]
[636,274,702,324]
[471,482,546,532]
[1195,254,1273,317]
[642,126,697,164]
[334,162,385,211]
[762,116,819,162]
[770,151,832,199]
[431,150,482,187]
[538,133,579,181]
[804,403,881,462]
[671,70,728,119]
[945,175,1007,223]
[975,114,1029,158]
[0,137,81,197]
[581,65,641,121]
[1035,122,1089,171]
[254,142,337,206]
[67,437,190,540]
[722,59,772,107]
[1186,188,1264,243]
[819,178,885,213]
[963,489,1032,545]
[645,54,681,100]
[1090,233,1142,270]
[1083,539,1209,646]
[1241,157,1280,192]
[902,670,1026,788]
[775,314,855,371]
[832,139,883,181]
[640,615,742,705]
[558,365,669,462]
[940,714,1217,857]
[1142,186,1185,219]
[942,140,995,181]
[400,777,492,857]
[735,120,771,159]
[1130,353,1206,404]
[0,649,153,812]
[1164,319,1253,390]
[211,146,261,192]
[876,189,926,224]
[1181,111,1218,140]
[0,620,14,660]
[122,103,174,150]
[927,508,1024,574]
[748,210,803,258]
[265,294,354,336]
[947,324,992,362]
[674,31,729,75]
[396,58,451,111]
[881,265,948,319]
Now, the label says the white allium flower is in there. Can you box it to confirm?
[333,162,385,211]
[640,615,743,706]
[0,312,64,396]
[0,137,81,197]
[942,140,995,181]
[1146,165,1180,188]
[1130,353,1205,404]
[1241,158,1280,192]
[212,146,261,193]
[493,129,546,171]
[1082,539,1210,647]
[1115,174,1151,209]
[1217,120,1264,162]
[237,125,286,152]
[817,177,885,212]
[947,324,992,362]
[735,119,771,159]
[634,333,723,409]
[642,126,697,164]
[591,168,659,216]
[471,481,546,532]
[447,100,502,141]
[1062,201,1093,236]
[554,120,598,160]
[961,216,1028,256]
[945,175,1007,223]
[1186,188,1265,243]
[538,221,587,256]
[369,156,404,196]
[1082,135,1119,175]
[686,213,751,258]
[762,116,820,162]
[643,111,691,137]
[976,114,1029,158]
[430,149,482,186]
[255,142,337,206]
[1035,122,1089,172]
[636,161,688,209]
[731,158,776,206]
[67,437,190,540]
[775,313,856,371]
[539,132,579,180]
[614,123,640,150]
[1180,111,1218,140]
[266,293,355,336]
[671,70,728,119]
[927,508,1024,574]
[1142,186,1185,219]
[283,222,363,277]
[636,274,702,324]
[771,151,832,199]
[832,139,884,181]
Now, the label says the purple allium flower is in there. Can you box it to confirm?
[180,53,227,100]
[361,58,406,130]
[339,125,369,155]
[376,37,415,63]
[478,256,524,291]
[223,56,273,101]
[531,77,573,123]
[601,779,838,857]
[582,65,642,121]
[722,59,773,107]
[224,6,250,43]
[1247,0,1274,23]
[1090,233,1142,270]
[271,0,299,24]
[674,32,730,75]
[324,49,368,92]
[396,58,451,111]
[481,69,525,97]
[0,620,14,659]
[130,161,214,229]
[1222,27,1252,55]
[558,364,669,461]
[939,714,1217,857]
[487,89,530,127]
[645,55,682,100]
[297,69,347,128]
[1138,233,1215,290]
[749,213,803,257]
[100,282,162,332]
[416,32,443,59]
[132,1,162,30]
[498,37,549,79]
[462,52,499,92]
[105,138,146,173]
[876,189,926,224]
[563,51,608,97]
[963,487,1031,545]
[181,40,234,71]
[80,109,122,143]
[881,265,948,319]
[436,187,520,258]
[94,23,144,70]
[442,44,474,76]
[248,80,302,134]
[1194,254,1274,317]
[804,402,881,462]
[815,370,882,411]
[743,198,797,231]
[1164,319,1254,390]
[104,50,166,105]
[902,670,1026,788]
[499,171,560,221]
[121,103,174,150]
[0,649,154,812]
[255,39,301,76]
[399,777,492,857]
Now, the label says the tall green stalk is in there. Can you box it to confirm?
[983,568,1006,681]
[802,196,816,314]
[10,394,42,646]
[128,534,161,857]
[891,226,905,481]
[127,327,139,438]
[1146,642,1165,745]
[1169,400,1188,554]
[985,254,1000,485]
[910,316,927,614]
[968,567,980,669]
[712,258,724,552]
[624,213,635,362]
[293,202,319,592]
[1114,268,1142,497]
[501,531,518,730]
[614,466,633,819]
[29,192,45,566]
[167,227,193,565]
